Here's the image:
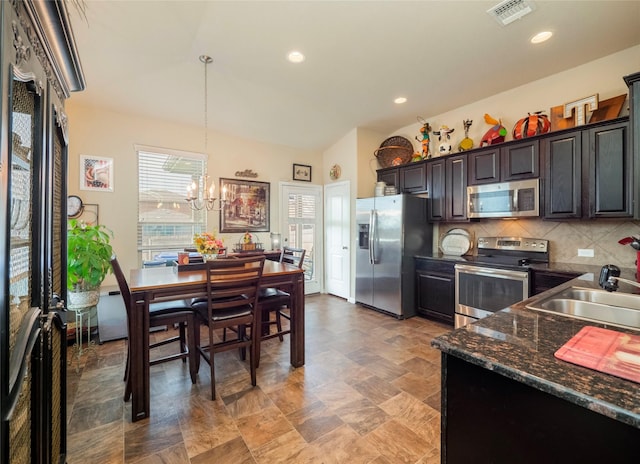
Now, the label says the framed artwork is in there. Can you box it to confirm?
[80,155,114,192]
[293,163,312,182]
[219,178,270,233]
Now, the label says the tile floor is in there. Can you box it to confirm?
[66,294,453,463]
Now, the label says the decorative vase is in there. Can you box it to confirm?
[203,253,218,261]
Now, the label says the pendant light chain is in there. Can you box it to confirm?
[201,55,212,155]
[186,54,225,211]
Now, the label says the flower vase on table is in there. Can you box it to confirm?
[193,231,224,261]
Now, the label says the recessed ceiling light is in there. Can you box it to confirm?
[531,31,552,44]
[287,51,305,63]
[394,97,407,104]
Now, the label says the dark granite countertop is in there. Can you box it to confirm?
[431,272,640,429]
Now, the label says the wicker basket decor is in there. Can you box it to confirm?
[374,136,414,168]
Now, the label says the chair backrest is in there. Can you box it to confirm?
[280,246,306,269]
[110,255,132,315]
[204,255,266,313]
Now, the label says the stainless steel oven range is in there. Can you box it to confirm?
[454,236,549,328]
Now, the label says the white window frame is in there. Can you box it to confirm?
[135,144,207,262]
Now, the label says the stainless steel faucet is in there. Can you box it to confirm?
[599,264,640,292]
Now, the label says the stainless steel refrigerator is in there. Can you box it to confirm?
[355,194,432,318]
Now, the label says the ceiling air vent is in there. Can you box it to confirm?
[487,0,536,26]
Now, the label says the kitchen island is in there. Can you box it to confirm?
[432,272,640,463]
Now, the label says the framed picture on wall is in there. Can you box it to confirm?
[219,178,270,233]
[293,163,312,182]
[80,155,114,192]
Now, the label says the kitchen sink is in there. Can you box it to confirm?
[525,286,640,330]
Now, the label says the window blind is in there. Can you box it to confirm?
[137,147,206,261]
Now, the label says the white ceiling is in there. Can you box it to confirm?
[67,1,640,151]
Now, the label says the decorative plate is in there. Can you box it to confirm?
[329,164,341,180]
[439,228,472,256]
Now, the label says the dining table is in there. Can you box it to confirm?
[127,259,305,422]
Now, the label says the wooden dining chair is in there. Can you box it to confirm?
[191,255,265,400]
[110,256,198,402]
[258,246,306,342]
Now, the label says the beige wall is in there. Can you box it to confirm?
[66,45,639,291]
[391,45,639,152]
[65,104,321,286]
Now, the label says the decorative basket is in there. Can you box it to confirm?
[374,136,414,168]
[233,242,264,253]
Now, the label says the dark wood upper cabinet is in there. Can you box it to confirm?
[586,121,632,218]
[377,167,399,189]
[378,116,631,222]
[542,130,582,219]
[426,154,467,222]
[542,119,631,219]
[624,72,640,220]
[376,161,427,194]
[468,140,538,185]
[400,162,428,193]
[446,154,468,221]
[468,147,500,185]
[501,139,539,180]
[427,159,446,221]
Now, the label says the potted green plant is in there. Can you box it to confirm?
[67,219,114,307]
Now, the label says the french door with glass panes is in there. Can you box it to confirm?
[280,182,322,294]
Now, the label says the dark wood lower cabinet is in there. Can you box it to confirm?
[415,259,454,324]
[442,354,639,463]
[531,269,581,295]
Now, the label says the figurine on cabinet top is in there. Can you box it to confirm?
[458,119,474,151]
[415,117,432,159]
[433,125,455,156]
[480,113,507,147]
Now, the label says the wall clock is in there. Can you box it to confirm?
[67,195,84,218]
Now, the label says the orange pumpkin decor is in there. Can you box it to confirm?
[512,111,551,139]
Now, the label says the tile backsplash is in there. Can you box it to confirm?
[436,219,640,269]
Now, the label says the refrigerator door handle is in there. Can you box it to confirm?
[370,209,377,264]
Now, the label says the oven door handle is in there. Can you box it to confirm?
[454,264,529,280]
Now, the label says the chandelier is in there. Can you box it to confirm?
[186,55,226,211]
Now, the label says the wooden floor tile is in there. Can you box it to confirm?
[66,294,452,463]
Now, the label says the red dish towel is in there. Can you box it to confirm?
[554,326,640,384]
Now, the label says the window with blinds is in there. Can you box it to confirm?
[137,147,206,261]
[286,192,316,280]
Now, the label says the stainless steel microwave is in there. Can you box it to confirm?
[467,178,539,218]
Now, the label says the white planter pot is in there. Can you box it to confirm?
[68,290,100,308]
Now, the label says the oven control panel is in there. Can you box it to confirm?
[477,236,548,253]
